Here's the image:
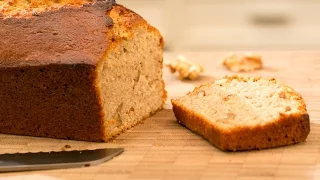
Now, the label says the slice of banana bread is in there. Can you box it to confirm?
[171,76,310,151]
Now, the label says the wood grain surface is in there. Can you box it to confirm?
[0,51,319,180]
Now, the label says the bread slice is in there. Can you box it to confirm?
[171,76,310,151]
[0,1,166,142]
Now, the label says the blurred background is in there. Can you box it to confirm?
[118,0,320,52]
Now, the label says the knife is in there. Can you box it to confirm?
[0,148,124,172]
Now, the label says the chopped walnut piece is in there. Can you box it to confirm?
[226,113,236,120]
[285,106,291,112]
[223,53,263,72]
[197,90,206,97]
[165,55,204,80]
[279,91,287,99]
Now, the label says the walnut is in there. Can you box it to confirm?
[165,55,204,80]
[197,90,206,97]
[226,113,235,120]
[285,106,291,112]
[279,91,287,99]
[222,53,263,72]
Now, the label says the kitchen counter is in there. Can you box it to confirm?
[0,51,319,180]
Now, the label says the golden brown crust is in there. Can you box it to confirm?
[0,0,101,17]
[0,64,106,142]
[171,76,310,151]
[0,1,116,67]
[100,4,163,53]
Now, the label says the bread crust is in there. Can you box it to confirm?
[0,64,106,141]
[172,76,310,151]
[0,1,164,67]
[0,2,166,141]
[0,1,115,67]
[0,0,99,17]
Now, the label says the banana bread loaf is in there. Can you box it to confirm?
[0,0,166,141]
[172,76,310,151]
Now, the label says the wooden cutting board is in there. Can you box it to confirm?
[0,51,319,180]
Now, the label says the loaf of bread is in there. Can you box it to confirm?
[172,76,310,151]
[0,0,166,141]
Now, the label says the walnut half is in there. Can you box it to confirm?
[165,55,204,80]
[222,53,263,72]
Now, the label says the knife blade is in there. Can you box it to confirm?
[0,148,124,172]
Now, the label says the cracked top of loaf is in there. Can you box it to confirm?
[0,0,161,67]
[0,0,104,17]
[0,0,123,67]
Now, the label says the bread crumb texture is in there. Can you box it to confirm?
[0,0,96,17]
[172,76,310,151]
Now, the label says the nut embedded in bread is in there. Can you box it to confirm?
[0,0,166,141]
[171,76,310,151]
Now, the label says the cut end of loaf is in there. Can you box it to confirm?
[172,75,310,151]
[95,5,166,141]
